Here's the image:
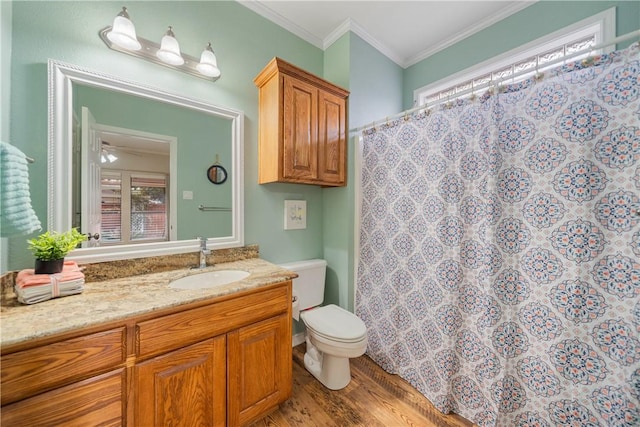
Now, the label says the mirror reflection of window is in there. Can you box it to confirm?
[131,174,168,242]
[101,172,122,242]
[73,81,233,243]
[101,171,168,244]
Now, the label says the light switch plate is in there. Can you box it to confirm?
[284,200,307,230]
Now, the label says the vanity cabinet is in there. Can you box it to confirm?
[1,280,292,427]
[1,327,127,425]
[135,337,227,427]
[133,282,292,426]
[254,57,349,187]
[228,314,291,426]
[2,369,125,426]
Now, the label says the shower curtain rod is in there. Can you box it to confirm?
[350,29,640,135]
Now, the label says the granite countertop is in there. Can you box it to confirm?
[1,258,296,348]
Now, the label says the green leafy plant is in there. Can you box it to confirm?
[27,229,87,261]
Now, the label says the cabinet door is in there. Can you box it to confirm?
[135,336,226,427]
[227,314,291,426]
[1,369,125,426]
[318,90,347,186]
[283,75,318,181]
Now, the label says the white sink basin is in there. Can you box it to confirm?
[169,270,250,290]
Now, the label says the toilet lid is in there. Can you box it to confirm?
[302,304,367,343]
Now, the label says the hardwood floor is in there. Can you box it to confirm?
[248,344,475,427]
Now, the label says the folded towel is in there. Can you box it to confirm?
[0,141,42,237]
[15,280,84,305]
[15,261,85,304]
[16,261,84,288]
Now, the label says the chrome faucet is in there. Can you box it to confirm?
[198,237,211,269]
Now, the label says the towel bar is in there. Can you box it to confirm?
[198,204,231,212]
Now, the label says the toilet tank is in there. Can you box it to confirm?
[279,259,327,311]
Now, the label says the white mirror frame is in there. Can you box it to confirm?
[48,59,244,263]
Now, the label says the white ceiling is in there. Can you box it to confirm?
[239,1,536,68]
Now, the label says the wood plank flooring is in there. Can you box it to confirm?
[248,344,475,427]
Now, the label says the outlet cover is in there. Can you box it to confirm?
[284,200,307,230]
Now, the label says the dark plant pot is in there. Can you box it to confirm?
[34,258,64,275]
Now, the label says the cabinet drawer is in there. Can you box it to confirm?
[136,284,290,359]
[1,327,126,405]
[1,369,125,426]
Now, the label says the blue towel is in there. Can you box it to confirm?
[0,141,42,237]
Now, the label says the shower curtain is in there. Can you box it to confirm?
[355,45,640,427]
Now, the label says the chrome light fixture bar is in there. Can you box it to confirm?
[99,7,220,82]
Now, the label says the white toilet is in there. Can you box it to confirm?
[280,259,368,390]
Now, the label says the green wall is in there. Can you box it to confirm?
[1,1,12,273]
[322,33,403,314]
[5,0,639,319]
[348,34,404,129]
[6,1,327,269]
[403,1,640,108]
[1,1,10,143]
[322,33,351,314]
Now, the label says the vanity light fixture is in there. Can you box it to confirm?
[101,143,118,164]
[101,152,118,164]
[100,7,221,81]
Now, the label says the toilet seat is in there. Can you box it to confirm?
[301,304,367,343]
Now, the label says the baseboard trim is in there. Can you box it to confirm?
[292,332,305,347]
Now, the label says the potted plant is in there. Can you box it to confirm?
[27,229,87,274]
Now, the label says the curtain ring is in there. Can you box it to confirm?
[445,94,453,109]
[534,57,544,81]
[421,102,430,117]
[581,47,595,67]
[488,76,495,95]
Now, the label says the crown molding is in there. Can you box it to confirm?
[324,18,405,66]
[238,0,323,49]
[404,1,537,68]
[240,0,537,69]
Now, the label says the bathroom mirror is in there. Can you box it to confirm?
[48,60,244,263]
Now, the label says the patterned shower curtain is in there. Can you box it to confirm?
[355,45,640,427]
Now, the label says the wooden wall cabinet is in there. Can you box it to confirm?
[254,57,349,187]
[1,281,292,427]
